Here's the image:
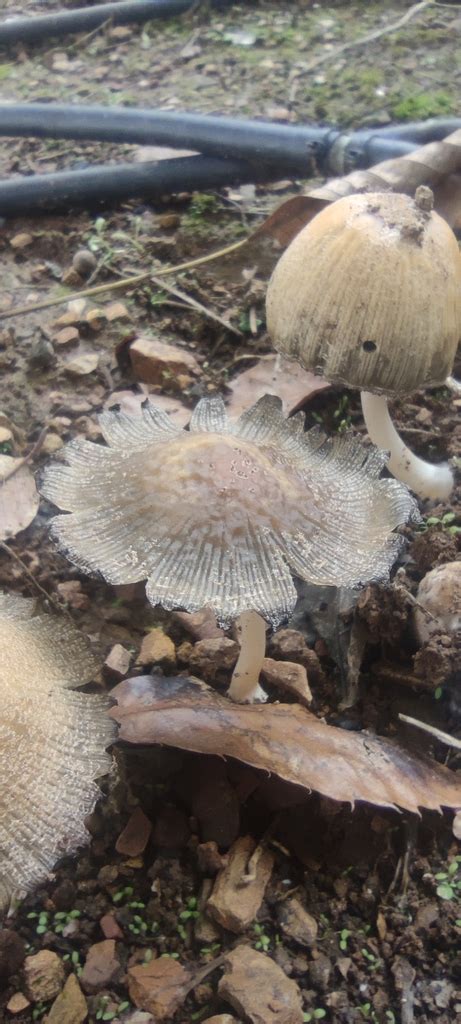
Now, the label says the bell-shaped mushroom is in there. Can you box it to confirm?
[42,394,417,702]
[266,188,461,501]
[0,593,114,912]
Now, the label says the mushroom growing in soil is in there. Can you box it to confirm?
[0,593,114,911]
[266,188,461,501]
[42,394,416,702]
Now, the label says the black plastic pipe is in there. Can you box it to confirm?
[0,104,415,175]
[0,155,271,216]
[373,118,461,142]
[0,0,228,46]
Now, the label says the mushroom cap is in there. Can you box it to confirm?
[266,191,461,396]
[0,594,114,912]
[414,560,461,644]
[42,395,417,629]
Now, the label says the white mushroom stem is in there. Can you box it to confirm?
[445,375,461,397]
[228,611,267,703]
[361,391,453,501]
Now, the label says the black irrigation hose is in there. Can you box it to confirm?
[0,141,416,218]
[0,104,416,175]
[0,0,231,46]
[371,118,461,143]
[0,155,271,216]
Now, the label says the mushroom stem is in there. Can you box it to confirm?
[228,611,267,703]
[361,391,453,501]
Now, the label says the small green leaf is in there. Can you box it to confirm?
[314,1011,327,1020]
[436,883,454,900]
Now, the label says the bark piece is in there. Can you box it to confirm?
[116,807,152,857]
[276,897,318,948]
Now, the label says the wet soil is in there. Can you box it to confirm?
[0,2,460,1023]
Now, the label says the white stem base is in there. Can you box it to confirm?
[227,610,267,703]
[361,392,453,501]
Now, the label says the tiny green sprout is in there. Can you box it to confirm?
[435,858,461,900]
[200,942,221,955]
[253,922,271,952]
[418,512,461,536]
[112,885,134,904]
[32,1004,49,1021]
[303,1011,326,1022]
[361,948,380,970]
[455,919,461,927]
[434,686,443,700]
[144,948,154,963]
[339,928,351,951]
[160,951,180,959]
[27,910,50,936]
[385,1011,397,1024]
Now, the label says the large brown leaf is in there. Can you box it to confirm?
[255,129,461,247]
[111,676,461,814]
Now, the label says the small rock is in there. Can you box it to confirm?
[137,628,176,668]
[65,353,99,377]
[10,232,33,250]
[202,1017,238,1024]
[53,327,80,348]
[128,956,188,1020]
[0,930,25,981]
[207,835,274,934]
[56,580,90,610]
[188,637,238,681]
[80,939,121,994]
[158,213,181,230]
[219,945,304,1024]
[61,268,82,288]
[308,952,331,991]
[104,643,132,680]
[116,807,152,857]
[24,950,65,1002]
[100,913,124,940]
[261,658,312,705]
[270,630,323,682]
[129,336,200,387]
[44,973,88,1024]
[172,608,224,641]
[105,301,131,322]
[276,898,318,948]
[85,308,106,332]
[72,249,98,278]
[197,840,225,876]
[415,901,439,931]
[6,992,30,1014]
[41,432,64,455]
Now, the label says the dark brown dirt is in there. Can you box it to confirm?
[0,2,460,1022]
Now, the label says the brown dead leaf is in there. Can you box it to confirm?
[255,129,461,247]
[0,456,39,541]
[226,355,329,419]
[111,676,461,814]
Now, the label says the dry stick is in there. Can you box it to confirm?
[0,238,247,322]
[399,713,461,751]
[0,541,72,617]
[150,274,242,338]
[304,0,433,72]
[0,427,47,483]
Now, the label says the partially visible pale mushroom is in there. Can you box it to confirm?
[42,395,417,702]
[0,593,114,912]
[413,561,461,644]
[266,189,461,501]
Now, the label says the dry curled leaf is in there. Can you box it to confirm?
[0,456,39,541]
[226,355,329,419]
[0,593,114,911]
[255,129,461,247]
[111,675,461,815]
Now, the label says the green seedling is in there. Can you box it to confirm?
[200,942,221,955]
[112,885,134,904]
[27,908,81,936]
[95,995,131,1021]
[418,512,461,536]
[62,950,82,976]
[332,394,352,433]
[303,1011,327,1022]
[253,922,271,952]
[32,1004,49,1021]
[361,947,381,971]
[435,856,461,900]
[339,928,351,951]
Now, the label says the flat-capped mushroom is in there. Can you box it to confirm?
[0,593,114,912]
[42,394,416,702]
[266,188,461,501]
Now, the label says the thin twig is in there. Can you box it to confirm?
[151,275,242,338]
[304,0,433,72]
[0,428,47,483]
[0,541,71,617]
[399,713,461,751]
[0,238,247,322]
